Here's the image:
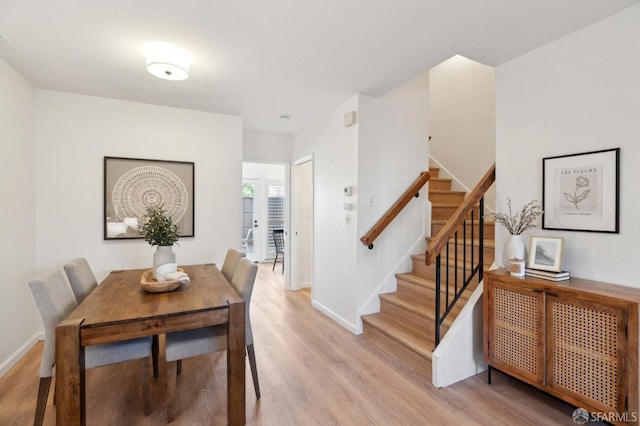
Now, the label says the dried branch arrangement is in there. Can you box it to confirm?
[487,198,543,235]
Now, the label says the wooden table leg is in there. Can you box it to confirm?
[56,318,85,425]
[227,301,246,425]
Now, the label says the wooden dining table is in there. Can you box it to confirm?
[55,263,246,425]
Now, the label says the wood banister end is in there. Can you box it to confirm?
[424,252,433,266]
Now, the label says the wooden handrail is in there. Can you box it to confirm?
[360,171,431,249]
[425,163,495,265]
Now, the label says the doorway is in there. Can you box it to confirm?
[291,157,313,292]
[242,163,286,264]
[241,179,260,262]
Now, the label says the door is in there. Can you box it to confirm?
[291,158,313,291]
[486,279,544,385]
[242,179,260,262]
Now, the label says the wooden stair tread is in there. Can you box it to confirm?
[431,219,496,226]
[411,253,492,269]
[395,273,472,298]
[362,312,433,359]
[380,291,430,316]
[426,237,496,247]
[380,290,467,324]
[429,190,466,195]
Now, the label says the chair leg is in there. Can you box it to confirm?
[281,254,284,274]
[141,357,151,416]
[34,377,52,426]
[272,253,279,271]
[152,335,160,378]
[247,344,261,399]
[177,359,182,375]
[167,360,178,423]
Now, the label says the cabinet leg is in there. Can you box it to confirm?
[488,365,492,385]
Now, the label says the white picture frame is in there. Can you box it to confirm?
[528,236,564,272]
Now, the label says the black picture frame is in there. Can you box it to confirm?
[104,156,195,240]
[542,148,619,233]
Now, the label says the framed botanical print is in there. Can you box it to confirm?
[542,148,619,233]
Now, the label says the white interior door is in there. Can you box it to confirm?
[291,159,313,291]
[242,179,260,262]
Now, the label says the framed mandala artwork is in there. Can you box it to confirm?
[104,156,194,240]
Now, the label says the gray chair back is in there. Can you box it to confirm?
[221,248,246,282]
[63,257,98,303]
[230,258,258,345]
[29,270,77,378]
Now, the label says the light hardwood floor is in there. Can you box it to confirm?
[1,262,592,425]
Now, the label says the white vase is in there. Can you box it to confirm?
[153,245,177,279]
[503,234,526,267]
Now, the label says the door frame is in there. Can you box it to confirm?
[241,178,261,263]
[291,155,314,293]
[242,160,291,289]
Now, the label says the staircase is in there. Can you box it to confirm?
[361,167,495,379]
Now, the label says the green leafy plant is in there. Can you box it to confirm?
[137,205,179,246]
[487,198,543,235]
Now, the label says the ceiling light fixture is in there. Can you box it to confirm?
[145,42,192,81]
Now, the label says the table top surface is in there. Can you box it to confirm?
[66,263,242,328]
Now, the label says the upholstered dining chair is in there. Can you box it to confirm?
[164,258,260,422]
[63,257,159,377]
[29,269,153,425]
[63,257,97,304]
[220,248,246,282]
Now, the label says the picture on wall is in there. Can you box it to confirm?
[542,148,619,233]
[104,156,195,240]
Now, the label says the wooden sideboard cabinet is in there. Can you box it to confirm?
[484,270,640,425]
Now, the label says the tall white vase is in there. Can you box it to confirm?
[153,245,177,279]
[503,234,526,267]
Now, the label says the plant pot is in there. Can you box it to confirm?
[153,245,177,280]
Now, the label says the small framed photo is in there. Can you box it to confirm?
[528,236,564,272]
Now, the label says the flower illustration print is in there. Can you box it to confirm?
[564,176,590,209]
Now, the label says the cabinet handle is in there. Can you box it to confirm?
[547,292,558,297]
[531,289,543,294]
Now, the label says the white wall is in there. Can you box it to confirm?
[293,96,359,330]
[292,72,430,332]
[0,58,40,375]
[243,130,292,163]
[496,5,640,285]
[429,55,495,209]
[35,91,243,281]
[242,162,285,182]
[357,72,430,325]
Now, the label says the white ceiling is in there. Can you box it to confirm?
[0,1,637,134]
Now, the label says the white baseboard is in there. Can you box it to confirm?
[311,299,359,335]
[0,332,43,377]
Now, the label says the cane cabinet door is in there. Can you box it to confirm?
[485,280,545,385]
[545,294,627,414]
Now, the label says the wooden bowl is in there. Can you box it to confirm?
[140,268,184,293]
